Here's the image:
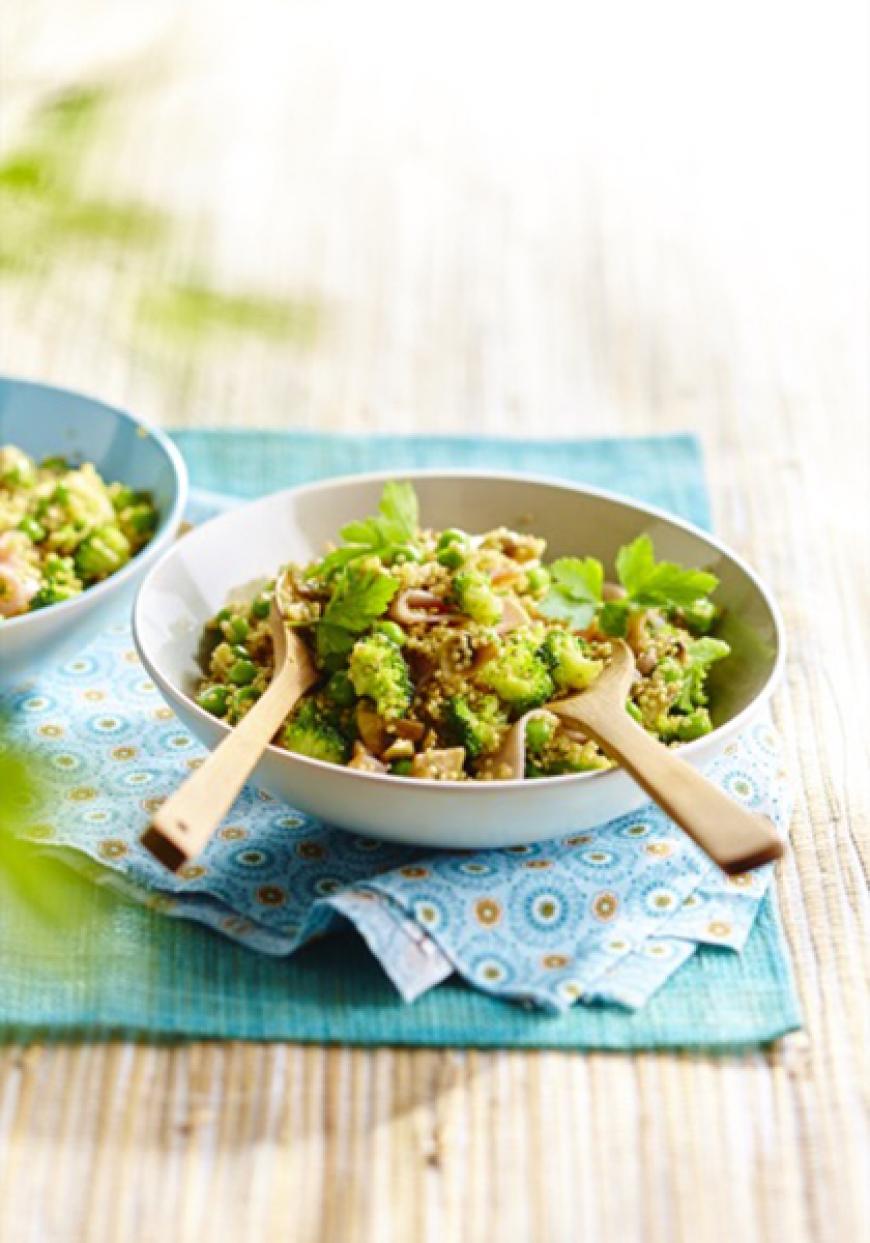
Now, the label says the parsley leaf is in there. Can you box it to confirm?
[615,535,655,596]
[318,481,420,576]
[550,557,603,602]
[539,536,719,636]
[615,535,718,608]
[539,556,603,629]
[315,565,399,659]
[374,480,419,543]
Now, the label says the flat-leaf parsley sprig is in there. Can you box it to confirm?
[317,481,420,578]
[541,534,719,637]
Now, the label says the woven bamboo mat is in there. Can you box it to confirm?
[0,3,867,1239]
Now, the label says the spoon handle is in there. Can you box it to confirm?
[558,702,784,874]
[141,663,306,872]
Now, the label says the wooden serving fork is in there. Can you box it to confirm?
[550,640,784,874]
[142,601,316,872]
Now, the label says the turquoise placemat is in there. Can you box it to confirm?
[0,430,801,1048]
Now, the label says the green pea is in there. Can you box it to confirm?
[373,620,406,647]
[391,759,413,776]
[436,545,464,570]
[525,566,550,595]
[226,616,249,643]
[437,528,467,550]
[625,701,643,723]
[525,716,555,752]
[231,643,250,660]
[251,596,271,620]
[17,516,46,543]
[232,686,261,712]
[215,607,232,623]
[198,686,230,716]
[228,659,257,686]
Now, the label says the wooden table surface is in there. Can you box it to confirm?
[0,3,867,1239]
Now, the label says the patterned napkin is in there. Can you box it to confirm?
[3,495,791,1014]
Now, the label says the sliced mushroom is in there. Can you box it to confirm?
[626,608,664,655]
[410,747,466,781]
[389,589,457,626]
[393,718,425,742]
[356,702,389,755]
[347,741,388,773]
[636,649,657,675]
[495,594,531,635]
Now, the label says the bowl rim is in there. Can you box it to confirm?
[0,375,188,634]
[134,466,786,794]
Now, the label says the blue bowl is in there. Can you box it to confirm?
[0,377,187,689]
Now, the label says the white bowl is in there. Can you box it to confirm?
[1,377,188,689]
[133,471,784,850]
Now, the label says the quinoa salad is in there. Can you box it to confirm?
[196,482,731,782]
[0,444,158,619]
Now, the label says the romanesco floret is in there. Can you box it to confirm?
[539,629,602,692]
[445,694,507,759]
[283,699,349,764]
[476,629,554,715]
[452,569,503,627]
[348,632,412,719]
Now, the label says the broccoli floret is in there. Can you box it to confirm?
[348,632,412,719]
[476,630,554,715]
[0,445,36,488]
[675,637,730,712]
[283,699,349,764]
[539,630,602,692]
[74,524,131,581]
[445,694,507,759]
[525,711,557,754]
[453,569,503,627]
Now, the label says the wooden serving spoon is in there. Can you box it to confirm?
[549,640,784,874]
[141,601,317,872]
